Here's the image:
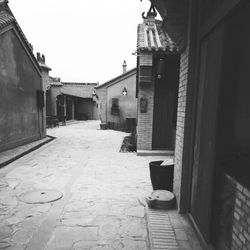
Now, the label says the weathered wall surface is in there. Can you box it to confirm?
[0,30,42,152]
[106,73,137,125]
[96,87,107,123]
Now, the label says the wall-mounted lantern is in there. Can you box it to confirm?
[157,58,165,79]
[92,89,99,99]
[122,87,128,96]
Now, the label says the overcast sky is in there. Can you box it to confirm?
[9,0,154,84]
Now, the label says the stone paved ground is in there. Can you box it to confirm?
[0,121,169,250]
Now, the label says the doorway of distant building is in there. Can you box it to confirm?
[152,55,179,150]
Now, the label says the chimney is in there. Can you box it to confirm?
[122,60,127,74]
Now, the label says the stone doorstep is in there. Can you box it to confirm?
[0,136,55,168]
[137,150,174,156]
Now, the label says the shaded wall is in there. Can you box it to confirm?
[78,99,97,120]
[0,29,43,152]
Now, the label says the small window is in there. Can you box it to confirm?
[112,98,119,108]
[111,98,119,116]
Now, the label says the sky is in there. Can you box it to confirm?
[8,0,154,84]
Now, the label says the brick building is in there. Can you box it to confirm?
[150,0,250,249]
[0,0,46,152]
[96,62,137,131]
[136,9,179,154]
[46,77,98,123]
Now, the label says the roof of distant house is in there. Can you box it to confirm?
[63,82,98,86]
[137,13,178,53]
[49,77,98,99]
[49,77,63,86]
[96,67,137,89]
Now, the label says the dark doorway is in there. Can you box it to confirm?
[66,96,73,120]
[152,55,179,150]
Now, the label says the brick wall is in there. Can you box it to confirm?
[216,174,250,249]
[137,83,154,150]
[137,53,154,150]
[230,176,250,250]
[173,47,189,207]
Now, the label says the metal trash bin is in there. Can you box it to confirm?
[149,160,174,191]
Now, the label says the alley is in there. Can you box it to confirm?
[0,121,166,250]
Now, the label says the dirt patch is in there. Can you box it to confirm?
[120,132,137,152]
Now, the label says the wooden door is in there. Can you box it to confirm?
[152,80,177,150]
[190,24,224,242]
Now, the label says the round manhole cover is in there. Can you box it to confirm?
[19,189,63,204]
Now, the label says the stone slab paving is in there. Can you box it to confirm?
[0,121,168,250]
[0,121,203,250]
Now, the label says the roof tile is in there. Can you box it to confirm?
[137,17,178,53]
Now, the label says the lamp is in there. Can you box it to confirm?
[157,58,165,79]
[92,89,99,99]
[122,87,128,96]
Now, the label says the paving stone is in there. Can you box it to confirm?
[73,240,98,250]
[0,241,11,249]
[6,216,22,225]
[11,229,33,245]
[126,206,145,218]
[122,218,147,238]
[46,226,99,249]
[0,225,12,240]
[60,211,95,226]
[122,239,147,250]
[175,229,188,241]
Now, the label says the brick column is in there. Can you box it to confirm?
[136,53,154,150]
[137,83,154,150]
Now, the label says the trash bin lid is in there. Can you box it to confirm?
[160,159,174,166]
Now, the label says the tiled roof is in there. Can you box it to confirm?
[49,78,97,99]
[0,11,14,29]
[49,77,63,86]
[63,82,98,86]
[137,16,178,53]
